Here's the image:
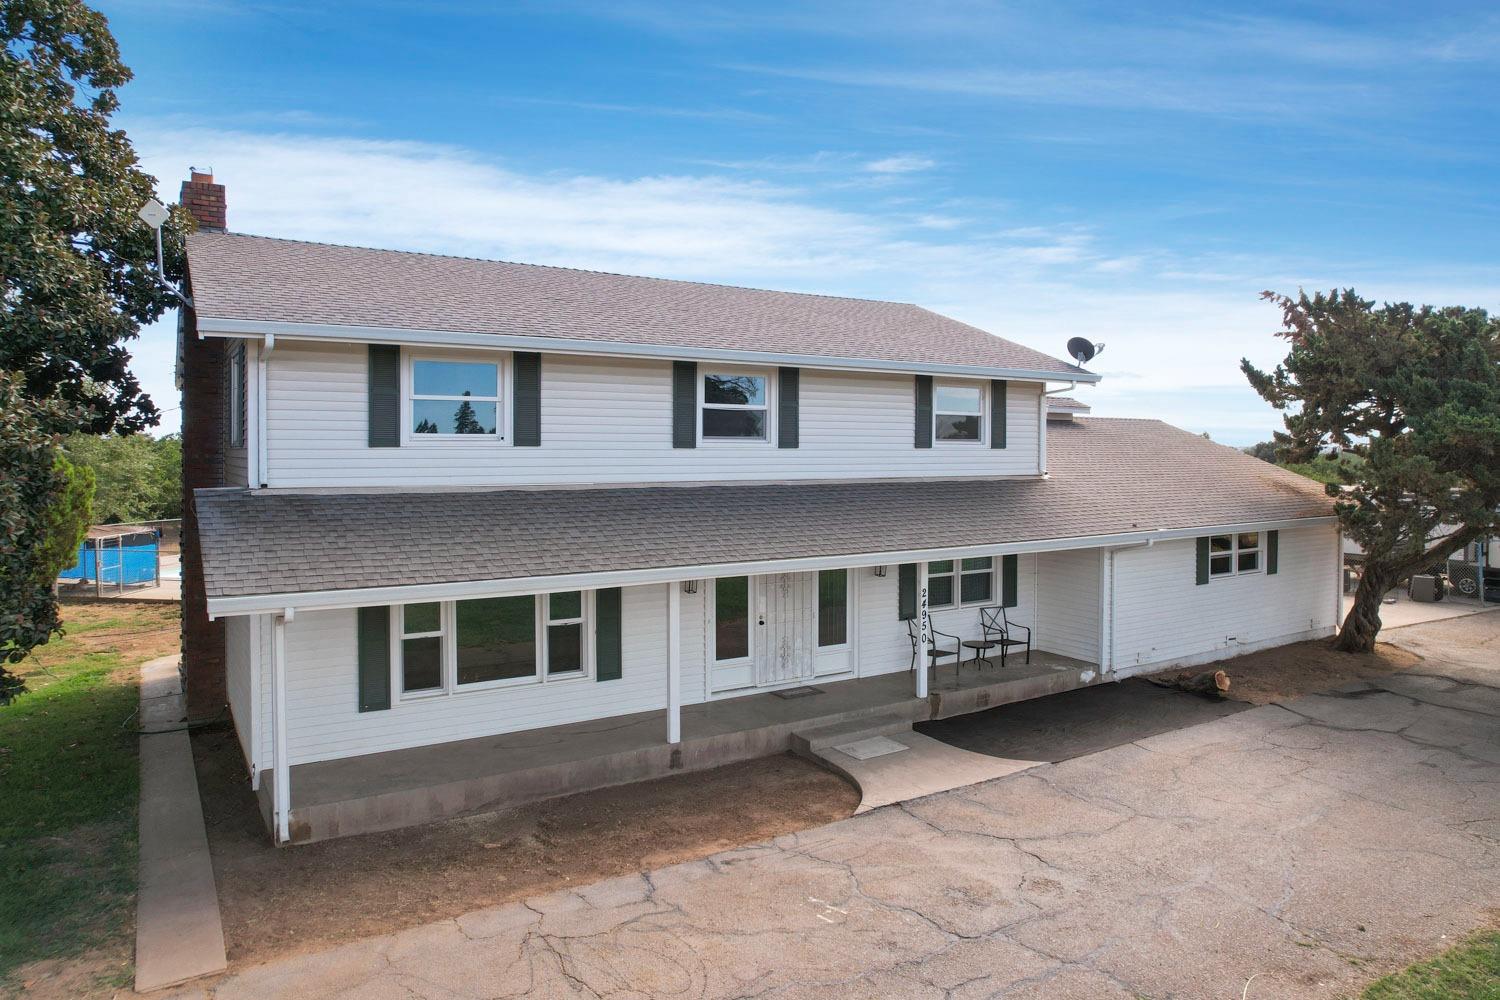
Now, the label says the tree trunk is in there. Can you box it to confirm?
[1175,669,1231,698]
[1335,569,1389,653]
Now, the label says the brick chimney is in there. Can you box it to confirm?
[179,169,226,230]
[178,165,229,720]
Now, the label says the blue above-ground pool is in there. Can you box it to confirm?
[59,531,160,586]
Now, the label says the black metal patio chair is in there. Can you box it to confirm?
[979,605,1031,667]
[906,617,961,682]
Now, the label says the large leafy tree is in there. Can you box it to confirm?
[64,431,180,522]
[1,374,94,702]
[2,0,186,434]
[1244,290,1500,653]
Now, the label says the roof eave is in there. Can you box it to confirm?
[204,514,1335,618]
[193,316,1101,384]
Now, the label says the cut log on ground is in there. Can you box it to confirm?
[1172,669,1231,699]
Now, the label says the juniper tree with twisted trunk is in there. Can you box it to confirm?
[1243,290,1500,653]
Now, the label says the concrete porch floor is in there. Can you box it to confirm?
[275,650,1098,843]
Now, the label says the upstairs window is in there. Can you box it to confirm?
[702,373,768,440]
[1209,533,1261,577]
[411,359,499,436]
[934,383,983,442]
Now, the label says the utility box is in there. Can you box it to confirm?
[1409,575,1445,603]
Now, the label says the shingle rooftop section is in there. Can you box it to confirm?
[186,231,1091,377]
[1047,395,1091,412]
[197,418,1333,602]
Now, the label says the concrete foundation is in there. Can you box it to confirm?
[261,652,1096,844]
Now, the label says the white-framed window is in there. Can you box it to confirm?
[926,557,994,609]
[701,371,770,442]
[393,593,591,700]
[933,382,984,443]
[398,602,446,696]
[1209,533,1262,578]
[407,354,502,439]
[226,343,246,448]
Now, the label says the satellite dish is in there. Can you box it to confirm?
[1066,337,1105,366]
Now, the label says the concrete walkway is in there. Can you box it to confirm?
[135,656,227,992]
[811,729,1042,813]
[166,613,1500,999]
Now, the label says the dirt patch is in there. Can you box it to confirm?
[7,949,132,1000]
[192,725,857,967]
[1150,636,1421,706]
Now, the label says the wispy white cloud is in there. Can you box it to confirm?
[495,95,776,124]
[864,154,935,173]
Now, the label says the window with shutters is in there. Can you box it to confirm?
[391,593,592,700]
[701,370,772,442]
[405,353,502,440]
[1208,533,1262,578]
[933,381,985,443]
[926,557,994,609]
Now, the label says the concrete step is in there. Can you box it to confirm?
[792,712,914,755]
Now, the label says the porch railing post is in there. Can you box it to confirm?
[667,583,682,745]
[916,562,930,698]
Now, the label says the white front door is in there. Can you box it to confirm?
[754,572,818,686]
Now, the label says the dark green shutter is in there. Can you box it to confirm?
[367,345,400,447]
[990,379,1007,449]
[1196,537,1211,585]
[512,352,541,446]
[672,361,697,449]
[778,367,799,448]
[914,375,933,449]
[1002,554,1019,608]
[1267,530,1279,575]
[356,606,391,712]
[595,587,623,681]
[897,564,917,620]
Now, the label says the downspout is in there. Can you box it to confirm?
[272,606,294,844]
[1037,381,1078,477]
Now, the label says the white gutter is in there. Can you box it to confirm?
[205,515,1337,618]
[255,334,274,489]
[194,317,1101,385]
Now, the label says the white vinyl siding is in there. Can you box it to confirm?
[284,584,670,764]
[268,531,1333,768]
[1035,549,1102,664]
[1110,524,1338,675]
[263,342,1044,487]
[225,614,254,767]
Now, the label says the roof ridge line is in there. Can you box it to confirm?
[196,230,922,308]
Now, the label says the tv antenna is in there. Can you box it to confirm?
[136,197,191,306]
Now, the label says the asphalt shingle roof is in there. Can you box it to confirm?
[186,232,1091,377]
[197,418,1334,602]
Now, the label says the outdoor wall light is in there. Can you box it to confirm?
[681,580,699,594]
[872,566,887,577]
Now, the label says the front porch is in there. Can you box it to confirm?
[272,650,1099,843]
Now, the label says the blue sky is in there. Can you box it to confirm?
[104,0,1500,443]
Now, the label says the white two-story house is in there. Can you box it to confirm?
[175,172,1340,844]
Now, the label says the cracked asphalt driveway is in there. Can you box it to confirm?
[199,614,1500,1000]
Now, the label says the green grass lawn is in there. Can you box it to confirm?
[0,601,179,989]
[1362,931,1500,999]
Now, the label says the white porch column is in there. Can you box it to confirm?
[915,563,930,698]
[272,607,294,844]
[667,584,682,745]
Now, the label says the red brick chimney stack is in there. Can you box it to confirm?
[179,169,226,230]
